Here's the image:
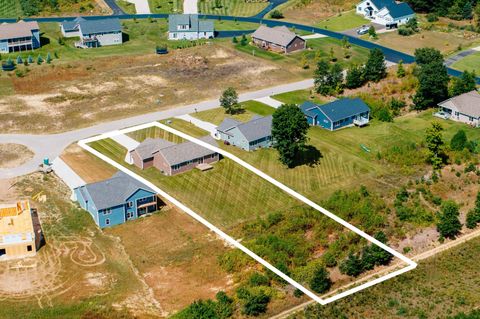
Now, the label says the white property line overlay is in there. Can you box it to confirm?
[78,121,417,305]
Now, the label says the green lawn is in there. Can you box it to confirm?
[129,119,209,142]
[116,0,137,14]
[272,89,329,105]
[192,100,274,125]
[149,0,182,13]
[0,0,23,18]
[315,10,369,31]
[451,51,480,74]
[198,0,268,16]
[214,20,259,31]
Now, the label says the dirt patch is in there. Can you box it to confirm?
[0,144,34,169]
[281,0,358,24]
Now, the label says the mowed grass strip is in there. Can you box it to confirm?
[198,0,268,16]
[451,51,480,74]
[127,119,209,142]
[193,100,274,125]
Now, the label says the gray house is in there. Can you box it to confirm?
[60,17,122,48]
[437,90,480,127]
[0,21,40,53]
[251,25,306,54]
[216,115,273,151]
[168,14,214,40]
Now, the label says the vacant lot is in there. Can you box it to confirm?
[0,0,23,18]
[149,0,182,13]
[315,10,369,31]
[0,144,34,169]
[302,236,480,318]
[272,0,358,24]
[192,100,274,124]
[199,0,268,16]
[452,51,480,74]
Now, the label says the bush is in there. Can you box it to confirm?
[377,108,393,122]
[427,13,439,22]
[309,266,332,294]
[437,200,462,239]
[339,253,363,277]
[450,130,468,151]
[398,25,414,36]
[248,273,270,287]
[237,288,270,316]
[270,10,284,19]
[466,210,480,229]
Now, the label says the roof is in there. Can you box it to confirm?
[300,98,370,122]
[251,25,301,47]
[61,17,85,32]
[438,90,480,118]
[0,21,39,41]
[77,18,122,35]
[369,0,394,10]
[386,2,414,18]
[81,171,155,210]
[217,115,273,142]
[133,138,175,160]
[0,201,34,242]
[158,135,218,166]
[168,14,214,33]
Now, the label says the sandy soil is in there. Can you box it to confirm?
[0,144,34,169]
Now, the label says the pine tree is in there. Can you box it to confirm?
[46,52,52,64]
[345,65,365,89]
[364,48,387,82]
[437,200,462,239]
[309,266,332,294]
[425,122,447,169]
[396,60,406,78]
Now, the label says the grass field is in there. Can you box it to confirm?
[451,51,480,74]
[149,0,182,13]
[214,20,259,31]
[315,10,369,31]
[192,100,274,125]
[0,0,23,18]
[198,0,268,16]
[116,0,137,14]
[272,89,330,105]
[302,236,480,318]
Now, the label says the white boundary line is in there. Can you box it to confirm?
[78,121,417,305]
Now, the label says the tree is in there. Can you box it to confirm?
[309,266,332,294]
[413,59,449,110]
[232,36,238,44]
[214,0,222,8]
[377,107,393,122]
[272,104,310,168]
[215,291,234,319]
[466,209,480,229]
[339,253,363,277]
[364,48,387,82]
[406,17,419,32]
[425,122,447,169]
[237,288,270,316]
[240,34,247,46]
[36,54,43,65]
[396,60,406,78]
[329,47,336,62]
[176,300,218,319]
[368,25,377,39]
[437,200,462,239]
[345,65,365,89]
[220,87,242,114]
[46,52,52,64]
[414,47,445,66]
[16,56,22,64]
[451,70,476,96]
[270,10,284,19]
[450,129,468,151]
[313,60,344,96]
[300,52,309,69]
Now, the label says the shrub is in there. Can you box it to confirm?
[248,273,270,287]
[270,10,284,19]
[322,251,337,267]
[466,210,480,229]
[377,108,393,122]
[398,25,414,36]
[237,288,270,316]
[437,200,462,239]
[309,266,332,294]
[427,13,439,22]
[339,253,363,277]
[450,130,468,151]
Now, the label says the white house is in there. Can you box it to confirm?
[168,14,214,40]
[438,90,480,127]
[356,0,415,27]
[60,17,122,48]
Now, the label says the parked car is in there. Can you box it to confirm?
[356,25,370,35]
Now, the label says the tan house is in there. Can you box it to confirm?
[437,90,480,127]
[0,201,38,260]
[251,25,306,54]
[130,136,219,176]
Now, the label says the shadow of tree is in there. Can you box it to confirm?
[291,145,323,168]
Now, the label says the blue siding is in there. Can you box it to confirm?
[0,40,7,53]
[126,189,157,219]
[74,187,99,225]
[98,204,125,228]
[32,30,40,48]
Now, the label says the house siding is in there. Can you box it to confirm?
[441,105,480,127]
[0,40,8,53]
[356,0,414,25]
[168,31,214,40]
[80,30,123,47]
[285,37,306,53]
[98,204,125,228]
[168,153,219,175]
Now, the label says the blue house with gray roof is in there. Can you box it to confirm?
[74,171,159,228]
[216,115,273,151]
[168,14,214,40]
[300,98,370,131]
[60,17,122,48]
[356,0,414,26]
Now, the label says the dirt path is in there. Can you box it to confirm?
[271,227,480,319]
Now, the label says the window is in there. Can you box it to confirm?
[126,201,133,208]
[103,208,112,215]
[27,245,32,252]
[127,212,134,219]
[105,219,110,225]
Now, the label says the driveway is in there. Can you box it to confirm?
[111,133,140,163]
[126,0,151,14]
[341,22,384,38]
[0,79,314,179]
[445,46,480,66]
[51,158,85,199]
[102,0,125,15]
[175,114,218,138]
[254,96,283,109]
[183,0,198,14]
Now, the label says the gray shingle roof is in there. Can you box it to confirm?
[61,17,85,32]
[438,90,480,118]
[133,138,175,160]
[78,18,122,35]
[83,171,155,210]
[168,14,214,33]
[251,25,299,47]
[300,98,370,122]
[217,115,272,142]
[0,21,39,41]
[158,135,218,166]
[386,2,414,18]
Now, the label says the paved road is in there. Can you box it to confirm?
[445,46,480,66]
[0,79,313,179]
[103,0,125,15]
[183,0,198,14]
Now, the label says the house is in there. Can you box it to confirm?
[74,171,161,228]
[216,115,273,151]
[251,25,306,54]
[300,98,370,131]
[437,90,480,127]
[356,0,415,27]
[60,17,122,48]
[0,201,38,260]
[0,21,40,53]
[168,14,214,40]
[130,136,219,175]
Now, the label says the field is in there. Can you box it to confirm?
[116,0,137,14]
[315,10,369,31]
[272,89,330,105]
[214,20,260,31]
[192,100,274,124]
[149,0,182,13]
[198,0,268,16]
[452,51,480,74]
[270,0,358,24]
[0,0,23,18]
[301,236,480,318]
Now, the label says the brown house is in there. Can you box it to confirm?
[251,25,306,54]
[130,136,219,176]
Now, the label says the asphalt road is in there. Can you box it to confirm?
[103,0,125,15]
[0,79,313,179]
